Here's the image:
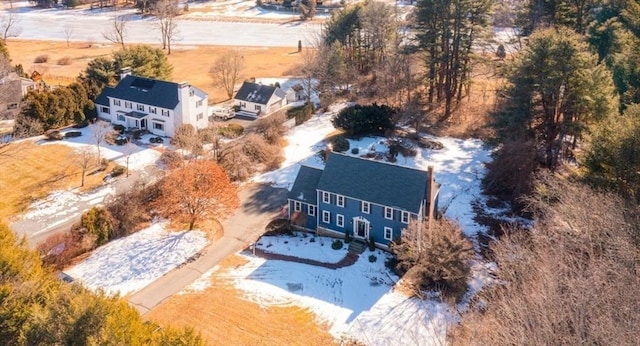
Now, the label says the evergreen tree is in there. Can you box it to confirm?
[500,27,617,170]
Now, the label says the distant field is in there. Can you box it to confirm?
[146,254,337,346]
[0,141,109,223]
[6,40,304,103]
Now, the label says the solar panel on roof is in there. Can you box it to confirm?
[130,78,156,89]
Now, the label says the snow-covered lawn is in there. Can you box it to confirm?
[66,222,208,297]
[184,233,451,344]
[254,109,493,237]
[257,232,348,263]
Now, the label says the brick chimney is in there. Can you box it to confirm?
[426,165,436,220]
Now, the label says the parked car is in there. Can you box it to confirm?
[211,106,235,120]
[149,136,164,144]
[115,134,129,145]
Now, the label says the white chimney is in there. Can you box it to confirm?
[119,67,132,81]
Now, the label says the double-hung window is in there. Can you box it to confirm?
[322,191,330,204]
[336,195,345,207]
[308,205,316,216]
[384,207,393,220]
[336,214,344,227]
[322,210,331,224]
[137,104,144,111]
[361,201,370,214]
[384,227,393,240]
[124,101,132,109]
[401,211,410,224]
[294,201,301,212]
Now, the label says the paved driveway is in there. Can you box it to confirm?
[127,183,288,315]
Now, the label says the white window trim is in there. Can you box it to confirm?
[361,201,370,214]
[322,191,330,204]
[294,201,301,212]
[322,210,330,223]
[401,211,410,224]
[336,214,344,227]
[308,205,316,216]
[384,227,393,241]
[337,195,345,207]
[384,207,393,220]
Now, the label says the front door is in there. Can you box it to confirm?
[141,119,147,129]
[353,218,369,239]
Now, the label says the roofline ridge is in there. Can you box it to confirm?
[328,151,432,174]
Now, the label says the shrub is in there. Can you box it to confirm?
[254,112,286,145]
[107,183,153,238]
[113,124,125,133]
[44,130,63,140]
[330,136,350,153]
[287,103,314,125]
[111,165,126,177]
[133,130,143,139]
[332,103,396,136]
[351,148,359,155]
[368,235,376,251]
[34,54,50,63]
[57,56,73,65]
[64,131,82,138]
[331,239,344,250]
[344,231,351,243]
[80,207,115,247]
[63,0,80,8]
[368,254,377,263]
[390,219,474,303]
[198,127,217,144]
[160,151,184,169]
[37,232,84,270]
[264,219,293,236]
[217,123,244,138]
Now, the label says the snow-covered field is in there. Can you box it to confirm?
[66,222,208,296]
[4,0,321,46]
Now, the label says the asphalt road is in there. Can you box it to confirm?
[127,183,288,315]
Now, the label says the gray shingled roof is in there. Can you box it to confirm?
[317,153,429,213]
[234,81,283,105]
[94,86,113,106]
[96,75,181,109]
[288,165,323,204]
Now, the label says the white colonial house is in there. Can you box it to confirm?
[233,81,288,117]
[95,68,208,137]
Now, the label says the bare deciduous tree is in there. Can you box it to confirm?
[89,121,111,163]
[102,17,127,50]
[75,147,97,187]
[63,25,73,47]
[209,51,244,99]
[154,0,179,55]
[1,11,21,43]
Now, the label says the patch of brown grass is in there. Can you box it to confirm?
[0,141,109,223]
[147,254,337,346]
[6,40,304,103]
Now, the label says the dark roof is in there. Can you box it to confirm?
[95,86,114,106]
[288,165,324,204]
[124,111,148,119]
[96,75,182,109]
[234,82,284,105]
[317,153,429,213]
